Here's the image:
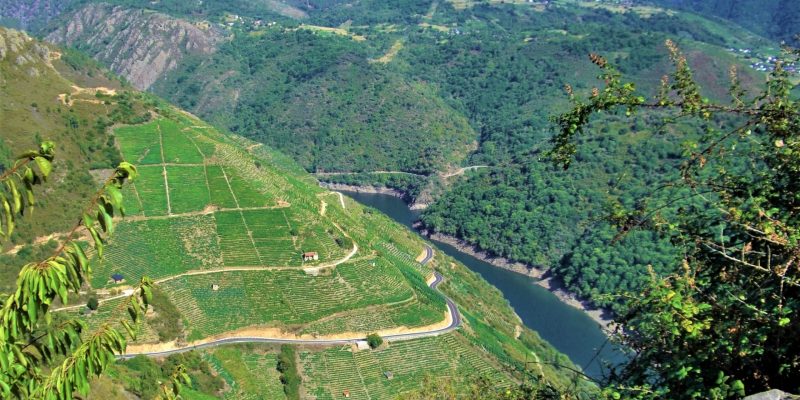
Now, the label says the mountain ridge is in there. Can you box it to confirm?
[44,3,228,89]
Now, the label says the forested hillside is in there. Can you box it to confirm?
[7,0,786,313]
[155,28,477,173]
[650,0,800,45]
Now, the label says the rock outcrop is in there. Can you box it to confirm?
[745,390,800,400]
[45,3,227,89]
[0,0,70,29]
[0,27,54,80]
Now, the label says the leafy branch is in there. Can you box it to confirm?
[0,142,186,399]
[550,40,800,398]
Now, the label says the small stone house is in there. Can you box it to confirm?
[355,341,370,351]
[302,251,319,261]
[383,371,394,380]
[343,389,351,398]
[211,284,220,291]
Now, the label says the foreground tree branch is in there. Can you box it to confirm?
[552,42,800,399]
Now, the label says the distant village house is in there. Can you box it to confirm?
[111,273,124,284]
[302,251,319,261]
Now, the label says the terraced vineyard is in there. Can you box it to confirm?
[166,165,211,214]
[161,258,444,340]
[83,116,450,345]
[299,333,509,399]
[203,347,287,400]
[115,121,163,165]
[94,215,223,287]
[97,118,354,282]
[65,297,160,344]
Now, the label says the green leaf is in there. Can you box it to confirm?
[731,380,745,396]
[27,295,38,325]
[97,205,113,235]
[105,185,123,213]
[71,243,89,272]
[141,285,152,306]
[39,141,55,158]
[180,372,191,385]
[82,213,95,229]
[779,317,791,327]
[116,162,138,181]
[87,227,104,259]
[7,180,21,214]
[121,320,136,340]
[127,305,137,323]
[16,150,39,160]
[3,195,13,237]
[34,157,52,180]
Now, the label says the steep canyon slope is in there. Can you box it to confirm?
[45,3,227,89]
[0,27,595,399]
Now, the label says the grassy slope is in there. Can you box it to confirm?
[0,27,154,290]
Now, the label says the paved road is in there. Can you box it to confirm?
[420,244,434,265]
[120,244,460,359]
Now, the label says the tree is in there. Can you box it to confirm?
[276,345,300,400]
[0,141,188,399]
[366,333,383,349]
[86,296,99,311]
[552,41,800,398]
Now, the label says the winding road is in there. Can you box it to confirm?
[120,244,460,358]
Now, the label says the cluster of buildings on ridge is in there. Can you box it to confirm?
[728,48,799,74]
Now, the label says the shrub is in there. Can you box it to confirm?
[367,333,383,349]
[86,296,99,311]
[277,345,300,399]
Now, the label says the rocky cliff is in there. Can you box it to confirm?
[45,3,227,90]
[0,26,54,81]
[0,0,72,29]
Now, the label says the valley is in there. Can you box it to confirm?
[0,26,596,398]
[1,0,799,398]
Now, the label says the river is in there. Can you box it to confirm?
[340,190,625,379]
